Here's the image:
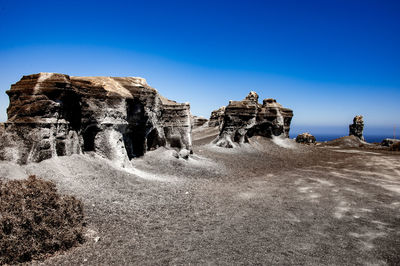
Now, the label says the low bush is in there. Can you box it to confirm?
[0,175,85,264]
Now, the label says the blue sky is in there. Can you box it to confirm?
[0,0,399,136]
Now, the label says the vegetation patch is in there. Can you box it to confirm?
[0,175,85,264]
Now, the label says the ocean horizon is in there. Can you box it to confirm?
[290,134,396,143]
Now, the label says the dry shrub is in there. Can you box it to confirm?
[0,175,85,264]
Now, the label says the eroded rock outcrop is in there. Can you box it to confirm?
[382,138,400,151]
[212,91,293,148]
[296,132,316,144]
[209,106,225,128]
[0,73,192,165]
[381,138,400,147]
[390,142,400,151]
[349,115,364,140]
[191,115,208,128]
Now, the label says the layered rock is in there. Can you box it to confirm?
[213,91,293,148]
[208,106,225,128]
[191,115,208,128]
[0,73,192,165]
[296,132,316,144]
[349,115,364,140]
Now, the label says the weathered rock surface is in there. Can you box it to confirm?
[322,135,366,148]
[349,115,364,140]
[296,132,316,144]
[191,115,208,128]
[208,106,225,128]
[0,73,192,165]
[381,138,400,147]
[212,91,293,148]
[381,138,400,151]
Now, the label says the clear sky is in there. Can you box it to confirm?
[0,0,399,136]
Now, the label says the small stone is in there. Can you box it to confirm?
[172,150,179,159]
[179,149,190,159]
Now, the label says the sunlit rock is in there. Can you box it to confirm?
[296,132,316,144]
[0,73,192,165]
[212,91,293,148]
[349,115,364,140]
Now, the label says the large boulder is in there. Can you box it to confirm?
[349,115,364,140]
[212,91,293,148]
[0,73,192,166]
[296,132,316,144]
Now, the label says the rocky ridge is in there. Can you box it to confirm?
[0,73,192,165]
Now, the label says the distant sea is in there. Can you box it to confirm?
[290,134,395,143]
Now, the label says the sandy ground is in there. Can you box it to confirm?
[1,127,400,265]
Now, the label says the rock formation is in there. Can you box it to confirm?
[212,91,293,148]
[349,115,364,140]
[296,132,316,144]
[0,73,192,165]
[390,142,400,151]
[381,138,400,147]
[208,106,225,127]
[191,115,208,128]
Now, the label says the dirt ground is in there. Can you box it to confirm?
[1,126,400,265]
